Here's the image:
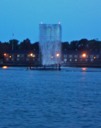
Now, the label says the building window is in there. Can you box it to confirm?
[74,55,78,58]
[80,55,82,58]
[90,55,94,58]
[96,55,99,58]
[17,58,20,61]
[91,58,94,62]
[69,55,73,58]
[75,59,77,62]
[21,54,24,57]
[26,58,29,61]
[64,55,67,58]
[64,59,67,63]
[69,59,72,62]
[85,59,88,62]
[6,58,9,61]
[12,58,14,61]
[17,54,20,57]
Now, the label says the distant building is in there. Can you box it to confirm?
[39,23,62,65]
[62,50,101,67]
[2,50,40,66]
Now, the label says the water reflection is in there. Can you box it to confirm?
[2,66,8,69]
[0,67,101,127]
[82,67,87,72]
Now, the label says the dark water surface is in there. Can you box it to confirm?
[0,67,101,128]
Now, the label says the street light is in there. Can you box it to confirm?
[29,53,35,58]
[56,53,60,58]
[82,53,87,58]
[55,52,61,70]
[4,53,7,57]
[28,53,36,69]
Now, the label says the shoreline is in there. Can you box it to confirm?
[1,64,101,68]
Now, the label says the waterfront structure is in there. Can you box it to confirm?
[39,23,62,65]
[62,51,101,67]
[2,50,39,66]
[1,50,101,67]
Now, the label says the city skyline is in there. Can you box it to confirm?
[0,0,101,42]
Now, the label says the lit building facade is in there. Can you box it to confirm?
[39,23,62,65]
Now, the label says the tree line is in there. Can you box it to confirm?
[0,38,101,53]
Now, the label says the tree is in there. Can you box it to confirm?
[88,39,101,52]
[0,42,10,52]
[9,39,19,50]
[19,38,31,50]
[31,42,39,52]
[70,40,79,51]
[61,42,70,53]
[78,39,88,51]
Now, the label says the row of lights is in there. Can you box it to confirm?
[3,52,97,60]
[3,53,60,58]
[51,53,60,58]
[3,53,36,58]
[82,53,96,59]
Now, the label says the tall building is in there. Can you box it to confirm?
[39,23,62,65]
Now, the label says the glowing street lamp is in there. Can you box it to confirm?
[56,53,60,58]
[3,53,9,60]
[82,53,87,58]
[4,53,7,57]
[30,53,33,57]
[29,53,35,58]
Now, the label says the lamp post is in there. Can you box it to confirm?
[56,53,61,70]
[28,53,35,69]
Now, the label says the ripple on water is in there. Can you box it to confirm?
[0,67,101,128]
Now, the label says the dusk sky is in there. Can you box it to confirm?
[0,0,101,42]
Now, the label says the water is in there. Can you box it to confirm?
[39,24,61,65]
[0,67,101,128]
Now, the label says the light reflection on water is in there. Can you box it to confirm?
[82,67,87,72]
[2,66,8,69]
[0,67,101,128]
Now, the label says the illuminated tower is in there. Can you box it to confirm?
[39,23,62,65]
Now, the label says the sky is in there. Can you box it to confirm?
[0,0,101,43]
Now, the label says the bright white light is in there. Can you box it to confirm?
[30,53,33,56]
[56,53,60,57]
[2,66,8,69]
[29,53,35,57]
[82,53,87,58]
[9,56,12,58]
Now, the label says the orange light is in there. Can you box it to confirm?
[29,53,35,57]
[4,53,7,57]
[30,53,33,57]
[82,53,87,58]
[2,66,8,69]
